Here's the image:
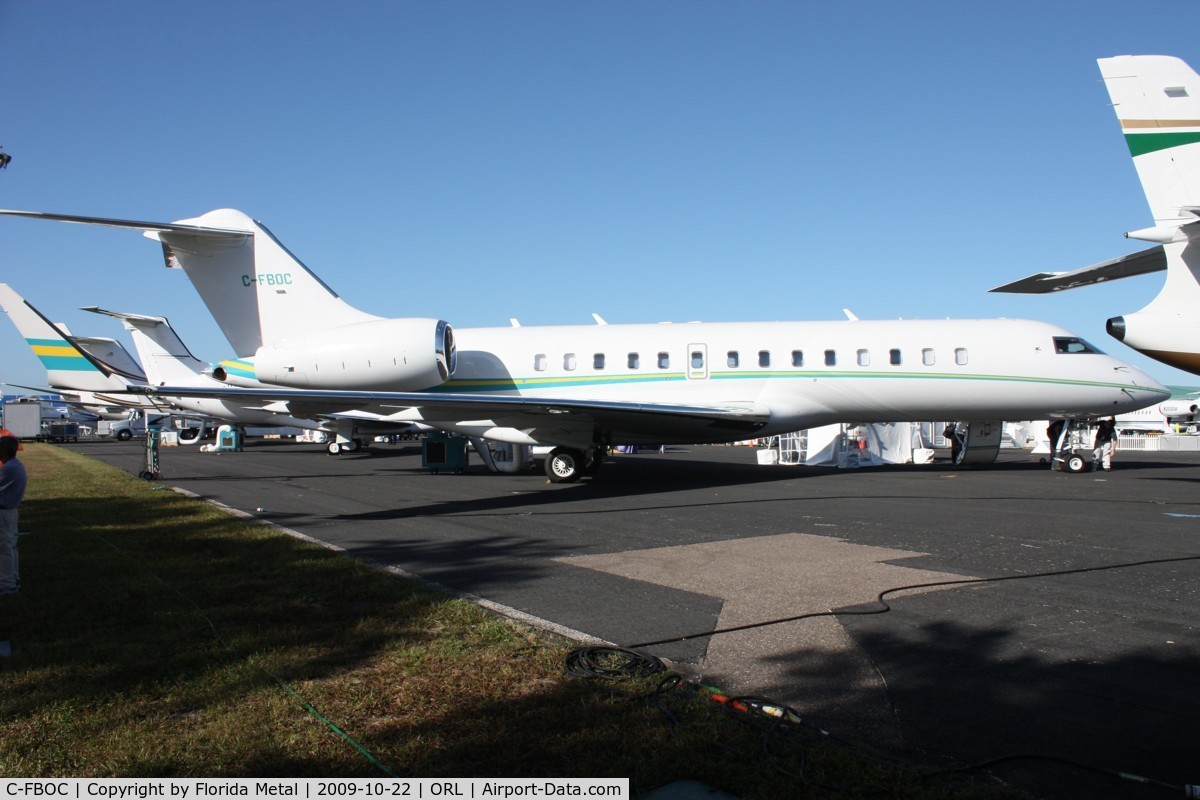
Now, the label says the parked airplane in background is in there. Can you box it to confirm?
[84,305,421,451]
[993,54,1200,376]
[0,283,160,420]
[0,207,1169,481]
[80,306,329,438]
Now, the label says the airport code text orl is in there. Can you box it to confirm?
[1,780,629,800]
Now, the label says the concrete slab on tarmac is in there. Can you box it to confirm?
[69,439,1199,799]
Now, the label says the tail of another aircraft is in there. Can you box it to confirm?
[1098,55,1200,373]
[1100,55,1200,227]
[0,283,146,391]
[83,308,210,387]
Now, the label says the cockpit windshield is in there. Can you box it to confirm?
[1053,336,1104,355]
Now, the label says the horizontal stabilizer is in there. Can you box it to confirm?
[0,209,249,239]
[67,336,147,382]
[990,246,1166,294]
[5,382,59,395]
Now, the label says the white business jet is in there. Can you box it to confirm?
[993,55,1200,376]
[0,209,1168,481]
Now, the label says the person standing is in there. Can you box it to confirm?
[0,435,27,597]
[1092,418,1117,471]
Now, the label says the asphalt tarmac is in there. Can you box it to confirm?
[67,438,1199,799]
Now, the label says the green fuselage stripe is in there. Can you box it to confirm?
[433,369,1163,395]
[1126,130,1200,157]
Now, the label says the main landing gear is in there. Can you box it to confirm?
[543,446,604,483]
[326,438,364,455]
[324,418,366,456]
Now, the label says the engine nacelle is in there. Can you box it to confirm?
[1107,311,1200,376]
[205,359,266,388]
[1159,400,1199,418]
[253,317,455,391]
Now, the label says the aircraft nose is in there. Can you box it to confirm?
[1106,316,1126,342]
[1119,362,1169,400]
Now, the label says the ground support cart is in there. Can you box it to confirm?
[140,428,161,480]
[422,432,469,474]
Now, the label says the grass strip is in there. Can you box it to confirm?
[0,444,1026,798]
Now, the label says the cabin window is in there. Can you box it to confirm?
[691,350,704,369]
[889,348,902,365]
[1053,336,1103,354]
[727,351,739,368]
[628,352,640,369]
[954,347,968,366]
[593,353,605,370]
[758,350,771,368]
[791,350,804,367]
[922,348,935,366]
[824,349,836,366]
[564,353,577,371]
[534,354,548,372]
[657,352,670,369]
[857,349,870,366]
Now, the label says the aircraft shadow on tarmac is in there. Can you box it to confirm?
[327,453,1200,521]
[763,611,1199,800]
[322,448,1052,521]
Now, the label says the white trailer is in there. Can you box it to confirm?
[1,401,43,440]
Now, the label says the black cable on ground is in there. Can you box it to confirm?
[563,553,1200,796]
[625,553,1200,649]
[563,645,666,679]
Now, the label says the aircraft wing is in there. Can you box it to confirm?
[3,384,147,417]
[126,385,772,436]
[990,246,1166,294]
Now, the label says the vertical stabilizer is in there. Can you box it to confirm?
[1099,55,1200,226]
[84,308,210,387]
[148,209,380,356]
[0,284,145,390]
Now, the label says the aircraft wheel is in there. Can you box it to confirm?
[327,442,342,456]
[544,447,585,483]
[1064,454,1087,473]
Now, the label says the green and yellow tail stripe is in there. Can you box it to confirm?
[26,337,94,371]
[1120,118,1200,157]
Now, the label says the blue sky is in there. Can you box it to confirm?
[2,0,1200,392]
